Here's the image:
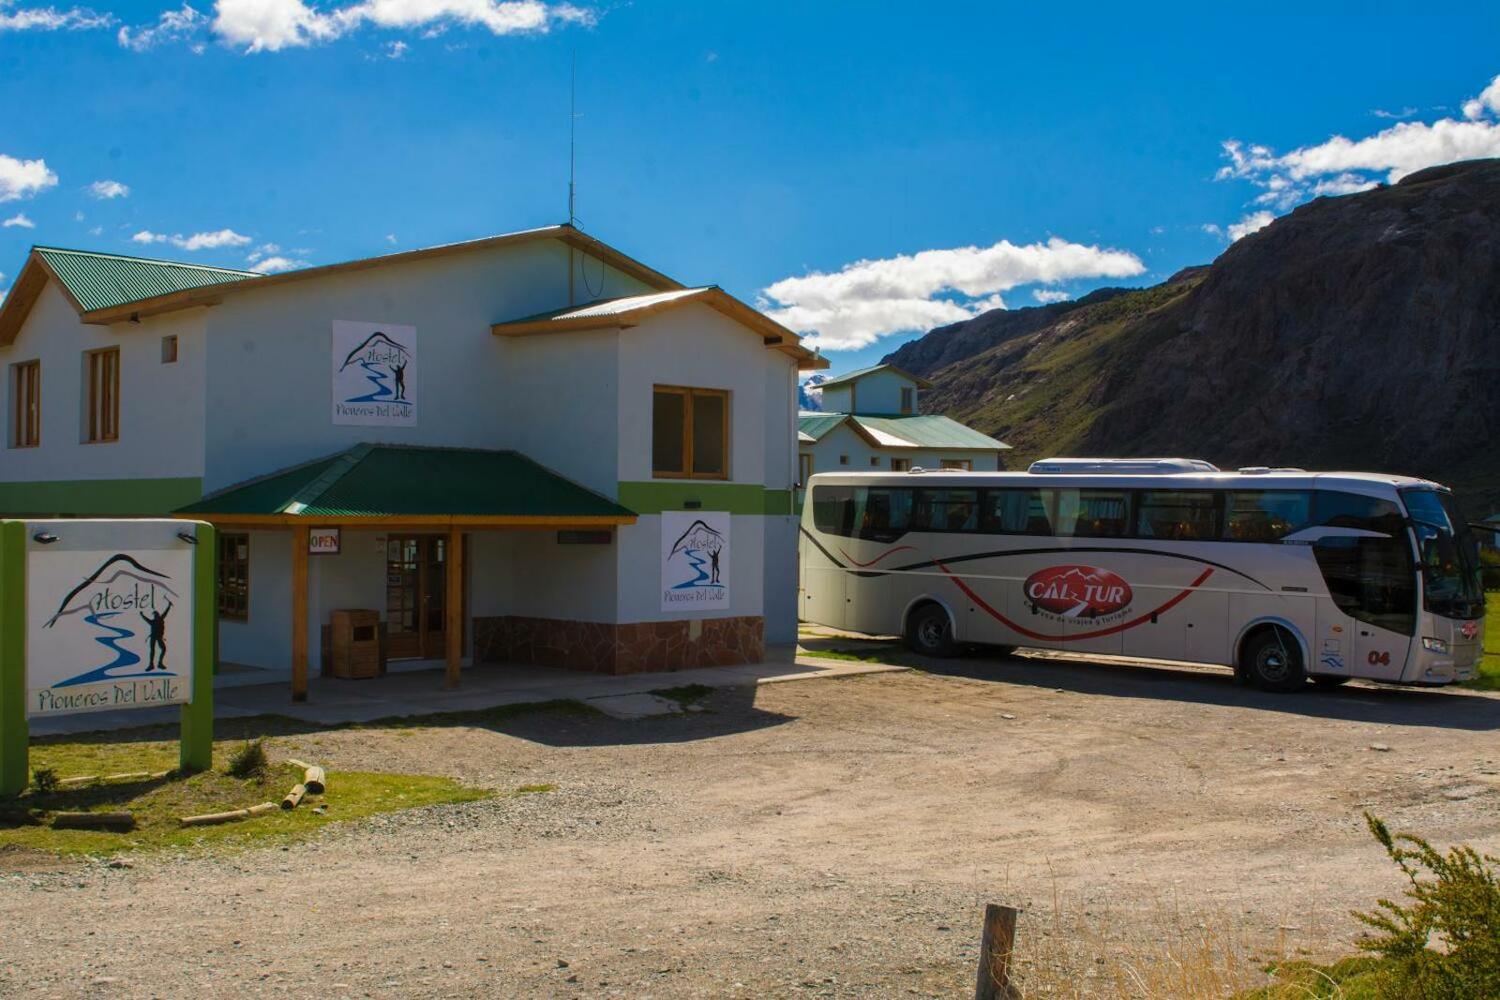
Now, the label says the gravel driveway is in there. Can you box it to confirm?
[3,653,1498,998]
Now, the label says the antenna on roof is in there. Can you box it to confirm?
[568,50,579,228]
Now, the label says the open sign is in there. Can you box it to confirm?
[309,528,341,556]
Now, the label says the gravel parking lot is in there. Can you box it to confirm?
[3,650,1498,998]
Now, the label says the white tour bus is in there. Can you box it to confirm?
[798,459,1486,691]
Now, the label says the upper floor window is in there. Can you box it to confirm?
[84,347,120,443]
[900,387,915,414]
[10,360,39,449]
[652,385,728,479]
[161,335,178,364]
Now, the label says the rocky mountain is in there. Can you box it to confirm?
[889,159,1500,513]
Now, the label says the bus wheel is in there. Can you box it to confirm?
[906,604,958,658]
[1310,675,1351,688]
[1242,627,1306,693]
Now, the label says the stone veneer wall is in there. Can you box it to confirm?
[472,615,764,674]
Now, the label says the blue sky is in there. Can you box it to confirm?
[3,1,1500,373]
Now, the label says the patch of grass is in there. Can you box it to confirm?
[801,644,907,664]
[225,738,268,779]
[651,684,714,708]
[1472,591,1500,691]
[1,735,490,857]
[347,698,599,732]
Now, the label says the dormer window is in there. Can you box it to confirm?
[900,387,915,414]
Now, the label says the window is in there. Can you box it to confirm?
[913,488,979,533]
[890,458,910,472]
[869,456,881,467]
[652,386,728,479]
[1223,490,1312,542]
[10,360,39,448]
[853,486,913,542]
[1309,490,1416,635]
[839,455,849,465]
[161,335,178,364]
[1136,490,1223,540]
[900,387,915,414]
[812,485,854,537]
[798,453,813,488]
[939,458,972,471]
[1043,488,1131,538]
[980,489,1053,535]
[84,347,120,443]
[218,532,250,621]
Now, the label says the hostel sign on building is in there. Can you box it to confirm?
[661,511,731,611]
[332,320,418,426]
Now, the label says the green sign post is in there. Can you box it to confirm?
[0,519,216,796]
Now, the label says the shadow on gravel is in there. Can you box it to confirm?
[30,685,795,750]
[917,650,1500,731]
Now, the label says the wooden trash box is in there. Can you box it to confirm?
[328,609,385,679]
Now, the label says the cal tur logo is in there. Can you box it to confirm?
[1023,565,1133,619]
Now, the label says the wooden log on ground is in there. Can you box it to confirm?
[179,802,276,828]
[302,766,326,795]
[285,758,312,771]
[974,903,1022,1000]
[51,811,135,831]
[58,775,100,787]
[282,784,306,810]
[59,769,171,788]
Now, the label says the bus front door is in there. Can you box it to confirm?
[801,558,846,631]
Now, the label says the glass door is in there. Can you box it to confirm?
[386,536,423,659]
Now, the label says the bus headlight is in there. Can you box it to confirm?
[1422,637,1450,654]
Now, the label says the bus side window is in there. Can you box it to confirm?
[1223,490,1312,542]
[914,489,978,532]
[1136,490,1222,540]
[1073,489,1131,538]
[981,489,1053,534]
[856,487,913,542]
[811,485,855,538]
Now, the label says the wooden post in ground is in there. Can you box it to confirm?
[445,528,462,689]
[291,526,309,702]
[974,903,1021,1000]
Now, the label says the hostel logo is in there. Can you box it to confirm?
[660,511,731,610]
[44,553,180,688]
[332,321,418,426]
[1023,565,1133,622]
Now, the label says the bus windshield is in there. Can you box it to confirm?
[1400,488,1484,620]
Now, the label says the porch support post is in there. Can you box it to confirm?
[445,528,462,689]
[291,525,309,702]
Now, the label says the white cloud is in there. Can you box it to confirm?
[1032,288,1071,304]
[384,233,397,244]
[246,241,279,262]
[0,153,58,202]
[1219,73,1500,211]
[132,227,252,250]
[1226,211,1274,242]
[0,0,114,31]
[209,0,590,52]
[761,236,1144,352]
[118,3,204,50]
[88,225,102,235]
[87,178,130,199]
[2,213,35,228]
[1371,106,1416,121]
[250,255,308,273]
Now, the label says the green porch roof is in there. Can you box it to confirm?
[35,246,259,313]
[799,411,1009,450]
[176,444,636,520]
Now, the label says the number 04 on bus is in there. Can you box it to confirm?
[798,458,1486,691]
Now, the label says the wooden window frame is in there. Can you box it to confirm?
[939,458,973,471]
[161,335,178,364]
[84,346,120,444]
[218,532,250,622]
[890,457,911,472]
[11,359,40,449]
[900,387,915,415]
[651,384,730,480]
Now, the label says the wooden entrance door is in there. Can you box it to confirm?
[386,534,447,659]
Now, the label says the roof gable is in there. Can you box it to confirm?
[819,363,933,391]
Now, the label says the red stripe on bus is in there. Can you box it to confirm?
[838,545,917,568]
[935,561,1215,642]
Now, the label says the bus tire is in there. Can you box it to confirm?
[906,604,959,658]
[1241,627,1306,693]
[1310,674,1351,688]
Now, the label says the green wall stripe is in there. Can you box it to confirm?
[0,521,28,796]
[618,481,791,516]
[0,478,203,517]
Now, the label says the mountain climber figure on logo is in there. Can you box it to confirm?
[391,355,408,402]
[709,546,722,585]
[140,601,172,671]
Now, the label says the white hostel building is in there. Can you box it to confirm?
[0,226,825,698]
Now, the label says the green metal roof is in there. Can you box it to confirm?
[817,363,932,390]
[176,444,635,519]
[797,412,849,442]
[35,246,259,313]
[852,414,1009,450]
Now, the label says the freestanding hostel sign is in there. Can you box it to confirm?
[0,519,216,795]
